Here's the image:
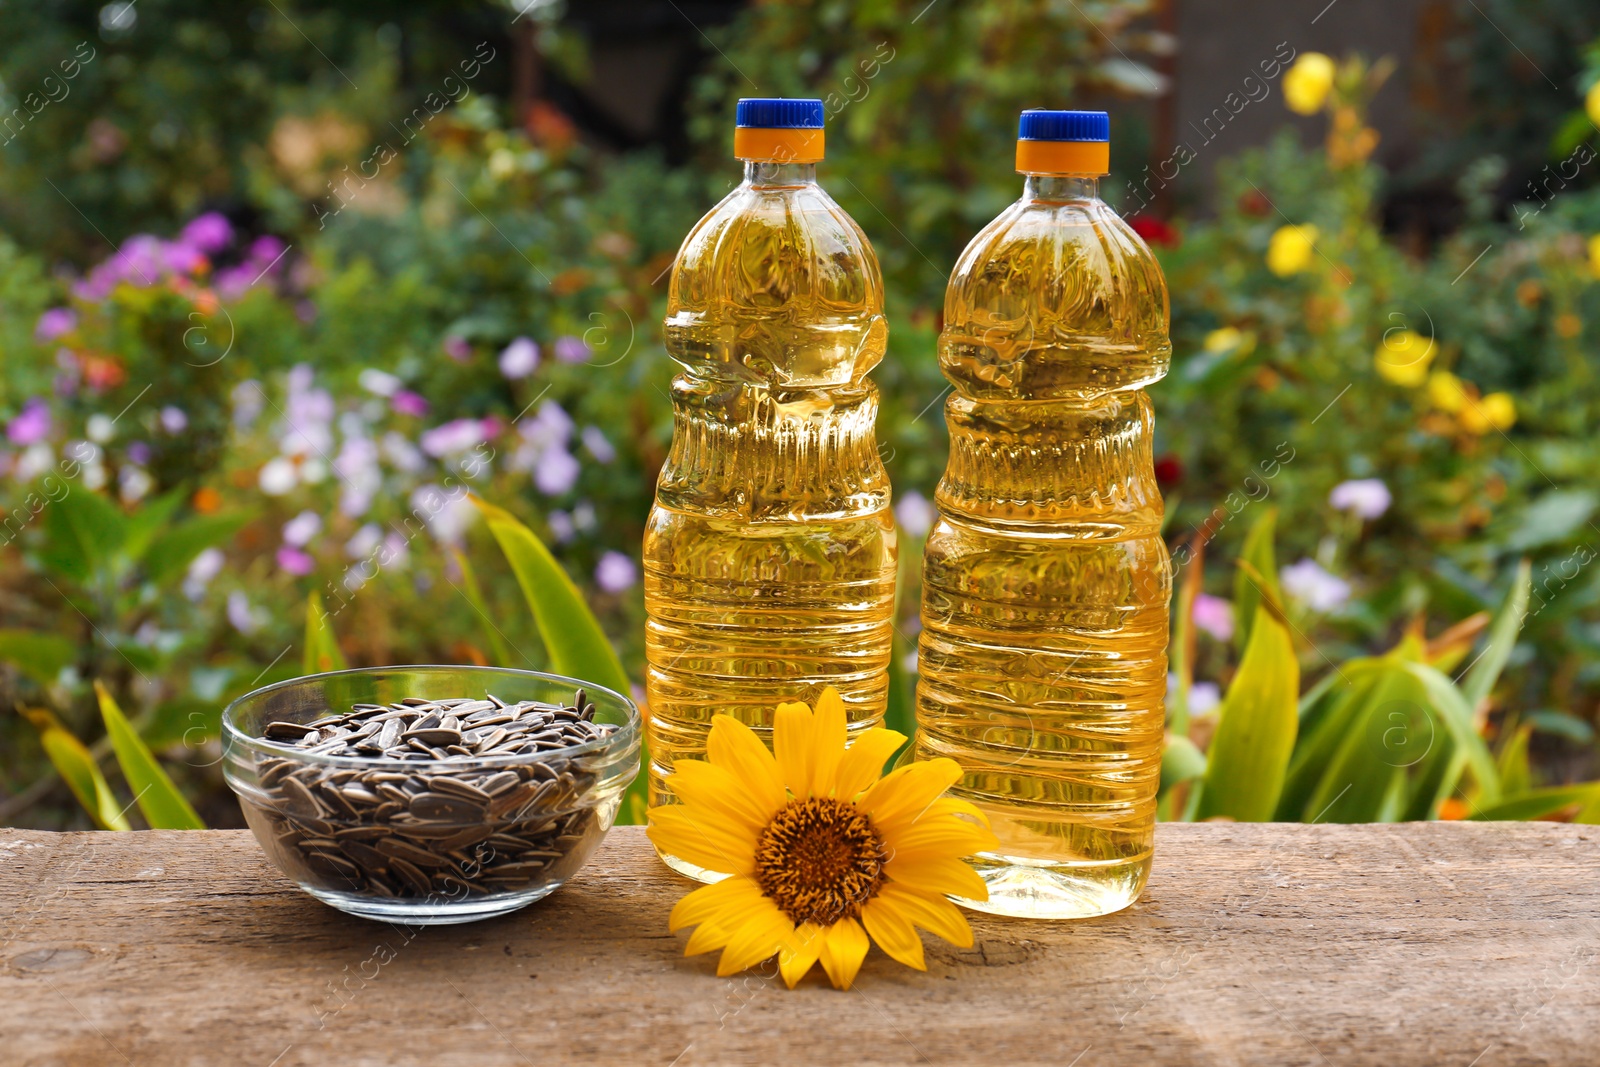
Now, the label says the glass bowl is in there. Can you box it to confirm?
[222,665,639,925]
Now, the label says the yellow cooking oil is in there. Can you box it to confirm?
[643,98,896,880]
[913,110,1172,918]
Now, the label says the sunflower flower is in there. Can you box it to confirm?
[649,687,997,991]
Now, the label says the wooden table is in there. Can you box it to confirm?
[2,823,1596,1066]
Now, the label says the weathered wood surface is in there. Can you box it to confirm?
[1,823,1597,1066]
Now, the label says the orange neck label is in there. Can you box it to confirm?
[1014,140,1109,176]
[734,127,825,164]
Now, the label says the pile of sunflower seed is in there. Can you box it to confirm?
[245,692,618,902]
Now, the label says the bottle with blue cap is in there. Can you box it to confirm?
[913,109,1172,918]
[643,98,897,878]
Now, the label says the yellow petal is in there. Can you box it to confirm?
[647,805,757,876]
[832,727,907,800]
[668,874,767,933]
[715,895,794,977]
[684,920,733,957]
[706,713,786,813]
[861,894,926,971]
[779,921,826,989]
[669,759,782,832]
[884,817,998,858]
[808,687,848,797]
[857,758,964,836]
[885,853,990,902]
[817,917,870,991]
[773,700,815,800]
[874,883,974,948]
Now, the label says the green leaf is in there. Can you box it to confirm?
[1402,661,1502,806]
[883,523,923,745]
[1301,663,1425,823]
[472,496,641,824]
[120,487,187,565]
[95,681,205,829]
[1496,723,1534,798]
[0,628,76,687]
[56,488,128,573]
[1196,603,1299,821]
[449,548,515,668]
[1232,507,1279,655]
[21,707,130,830]
[142,512,253,586]
[471,497,628,696]
[1276,661,1382,819]
[1469,784,1600,821]
[1504,490,1595,552]
[303,591,349,675]
[1460,559,1530,714]
[1161,733,1207,791]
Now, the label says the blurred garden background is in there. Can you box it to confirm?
[4,0,1600,830]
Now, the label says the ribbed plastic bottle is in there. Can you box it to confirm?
[643,98,897,879]
[913,110,1171,918]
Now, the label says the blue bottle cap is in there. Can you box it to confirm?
[1017,110,1110,143]
[735,98,826,129]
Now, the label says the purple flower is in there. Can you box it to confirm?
[35,308,77,342]
[111,235,164,286]
[391,390,429,417]
[894,490,935,538]
[162,241,206,275]
[159,405,188,433]
[214,263,257,300]
[1192,593,1235,642]
[227,591,261,634]
[1189,681,1221,715]
[282,510,322,547]
[180,212,233,253]
[594,551,638,593]
[580,425,615,463]
[444,335,473,363]
[553,334,590,364]
[126,441,152,466]
[248,235,286,268]
[420,418,486,457]
[1329,478,1391,521]
[276,545,315,576]
[498,337,539,378]
[359,369,401,397]
[6,398,51,446]
[1281,559,1352,613]
[534,446,580,496]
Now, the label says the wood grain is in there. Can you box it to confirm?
[1,823,1597,1066]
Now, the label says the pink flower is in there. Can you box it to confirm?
[595,551,638,593]
[6,398,51,446]
[1281,559,1351,613]
[180,212,233,253]
[1192,593,1234,642]
[444,335,473,363]
[34,308,77,342]
[248,235,285,267]
[534,447,580,495]
[276,545,315,576]
[391,390,430,417]
[894,491,935,538]
[499,336,539,378]
[420,418,486,457]
[1329,478,1391,520]
[162,242,206,275]
[159,406,188,433]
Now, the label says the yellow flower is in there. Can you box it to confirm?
[649,688,996,991]
[1588,80,1600,129]
[1589,234,1600,279]
[1267,224,1319,276]
[1204,326,1243,353]
[1374,329,1434,387]
[1427,370,1467,413]
[1284,53,1336,115]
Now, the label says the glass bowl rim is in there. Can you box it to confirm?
[222,663,639,772]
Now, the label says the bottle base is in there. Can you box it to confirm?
[656,846,732,884]
[951,852,1151,919]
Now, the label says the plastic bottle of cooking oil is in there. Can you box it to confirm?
[644,98,897,879]
[913,110,1171,918]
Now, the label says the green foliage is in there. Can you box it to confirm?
[21,706,130,830]
[1194,600,1300,821]
[303,591,348,675]
[95,681,205,829]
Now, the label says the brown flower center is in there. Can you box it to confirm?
[754,797,888,926]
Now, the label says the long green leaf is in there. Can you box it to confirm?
[471,497,628,695]
[56,488,128,573]
[120,487,187,566]
[1469,784,1600,821]
[1233,507,1279,655]
[1460,559,1530,714]
[1302,663,1424,823]
[303,591,349,675]
[449,548,515,667]
[1496,723,1534,798]
[21,707,130,830]
[95,681,205,829]
[0,629,76,688]
[1161,733,1207,791]
[1403,661,1502,806]
[1196,603,1299,821]
[1276,661,1382,819]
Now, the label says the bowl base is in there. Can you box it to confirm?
[302,883,560,925]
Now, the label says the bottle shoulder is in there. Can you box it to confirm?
[665,180,887,388]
